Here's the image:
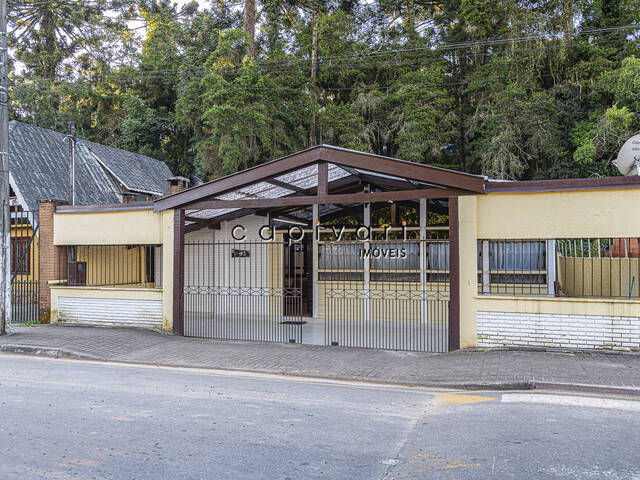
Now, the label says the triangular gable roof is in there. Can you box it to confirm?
[82,140,171,196]
[9,122,120,211]
[154,145,486,211]
[8,121,173,211]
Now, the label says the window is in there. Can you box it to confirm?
[11,237,30,275]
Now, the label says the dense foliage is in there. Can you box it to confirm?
[7,0,640,180]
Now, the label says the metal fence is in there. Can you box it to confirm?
[10,209,40,323]
[183,241,303,343]
[60,245,162,288]
[556,238,639,299]
[477,240,548,296]
[477,238,640,299]
[320,239,449,352]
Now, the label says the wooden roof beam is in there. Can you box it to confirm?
[188,188,472,210]
[265,178,310,194]
[154,145,485,211]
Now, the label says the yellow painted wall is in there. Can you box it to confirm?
[54,208,163,245]
[474,294,640,318]
[459,195,478,349]
[477,188,640,239]
[52,208,173,332]
[75,245,152,287]
[161,210,174,331]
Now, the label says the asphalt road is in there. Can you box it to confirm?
[1,355,640,480]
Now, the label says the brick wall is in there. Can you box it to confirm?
[38,200,68,322]
[477,311,640,351]
[167,177,190,196]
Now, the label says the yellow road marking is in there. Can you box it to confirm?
[437,462,481,470]
[435,393,496,406]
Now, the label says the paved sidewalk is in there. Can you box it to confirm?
[2,324,640,391]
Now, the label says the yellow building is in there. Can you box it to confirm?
[48,145,640,353]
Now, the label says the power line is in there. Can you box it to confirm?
[10,34,635,86]
[7,61,620,96]
[9,31,636,86]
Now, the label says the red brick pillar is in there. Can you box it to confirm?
[38,200,68,322]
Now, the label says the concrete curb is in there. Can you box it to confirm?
[4,344,635,395]
[0,344,105,361]
[535,382,640,397]
[135,363,538,391]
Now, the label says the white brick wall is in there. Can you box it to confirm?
[477,311,640,351]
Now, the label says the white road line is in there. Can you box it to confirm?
[502,393,640,411]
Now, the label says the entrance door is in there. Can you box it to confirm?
[9,210,40,324]
[283,234,313,317]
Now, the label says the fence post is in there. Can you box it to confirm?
[312,204,319,318]
[363,186,371,323]
[546,239,557,296]
[482,240,490,294]
[419,198,427,323]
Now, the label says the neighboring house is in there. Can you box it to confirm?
[9,121,172,209]
[7,121,174,323]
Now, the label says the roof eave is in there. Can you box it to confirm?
[154,145,486,212]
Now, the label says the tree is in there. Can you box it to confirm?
[6,0,640,182]
[9,0,121,77]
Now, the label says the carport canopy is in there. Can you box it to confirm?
[153,144,487,233]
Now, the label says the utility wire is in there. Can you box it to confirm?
[10,35,634,84]
[6,63,620,95]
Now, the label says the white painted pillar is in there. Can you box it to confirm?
[546,239,557,296]
[420,198,427,323]
[363,186,371,322]
[482,240,490,294]
[312,204,319,318]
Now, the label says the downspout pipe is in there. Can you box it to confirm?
[64,121,76,206]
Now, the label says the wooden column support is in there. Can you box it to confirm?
[448,197,460,352]
[173,209,185,335]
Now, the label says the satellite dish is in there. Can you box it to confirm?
[614,133,640,176]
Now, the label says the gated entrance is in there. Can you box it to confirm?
[9,209,40,323]
[183,241,304,343]
[182,236,450,352]
[162,145,479,351]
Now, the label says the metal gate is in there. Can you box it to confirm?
[183,241,303,343]
[320,239,450,352]
[9,210,40,323]
[183,238,449,352]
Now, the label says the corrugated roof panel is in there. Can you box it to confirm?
[186,163,358,222]
[82,140,172,195]
[274,164,317,185]
[186,208,239,219]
